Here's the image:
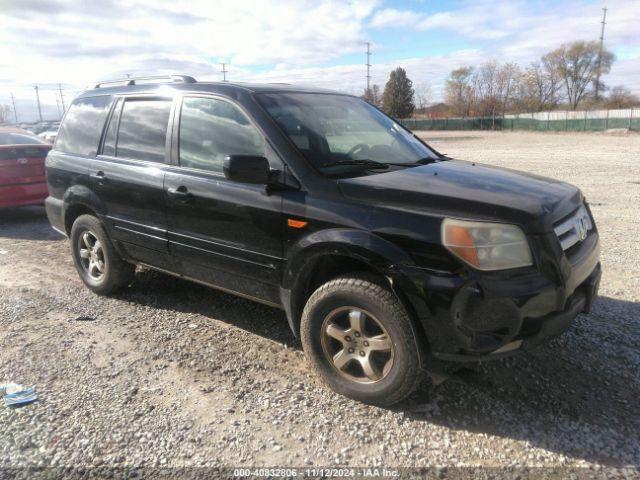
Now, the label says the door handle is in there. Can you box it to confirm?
[90,171,106,185]
[167,186,194,204]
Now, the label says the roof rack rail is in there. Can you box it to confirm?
[94,75,197,88]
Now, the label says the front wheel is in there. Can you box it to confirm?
[301,275,426,406]
[70,214,134,295]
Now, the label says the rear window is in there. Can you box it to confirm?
[55,96,112,156]
[0,132,46,145]
[115,99,171,163]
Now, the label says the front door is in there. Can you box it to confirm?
[164,95,284,304]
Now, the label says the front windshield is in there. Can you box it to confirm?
[256,93,438,174]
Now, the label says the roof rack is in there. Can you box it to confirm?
[94,75,197,88]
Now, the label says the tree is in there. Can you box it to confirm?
[0,104,13,124]
[472,61,521,117]
[362,84,382,107]
[414,81,432,112]
[605,86,640,109]
[444,67,475,117]
[543,40,615,110]
[516,60,561,112]
[382,67,415,118]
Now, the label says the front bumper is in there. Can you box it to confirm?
[398,230,601,362]
[432,262,600,361]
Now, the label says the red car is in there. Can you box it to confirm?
[0,127,51,209]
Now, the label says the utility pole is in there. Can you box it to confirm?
[595,7,607,100]
[58,83,66,113]
[221,63,228,82]
[34,85,43,122]
[365,42,372,92]
[10,93,18,124]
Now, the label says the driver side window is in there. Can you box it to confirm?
[179,97,265,173]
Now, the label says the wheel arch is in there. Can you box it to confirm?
[62,185,107,235]
[281,229,430,352]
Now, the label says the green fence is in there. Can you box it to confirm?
[399,110,640,132]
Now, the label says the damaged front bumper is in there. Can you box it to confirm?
[399,230,601,362]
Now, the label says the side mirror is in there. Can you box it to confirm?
[223,155,271,184]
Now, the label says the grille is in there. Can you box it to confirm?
[554,204,593,251]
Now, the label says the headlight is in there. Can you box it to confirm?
[441,218,532,271]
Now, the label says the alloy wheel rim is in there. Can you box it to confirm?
[320,307,394,384]
[78,230,106,281]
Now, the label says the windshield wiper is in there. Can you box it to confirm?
[319,159,389,170]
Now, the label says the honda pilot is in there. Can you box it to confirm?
[45,75,601,406]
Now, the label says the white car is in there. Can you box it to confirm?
[38,130,58,144]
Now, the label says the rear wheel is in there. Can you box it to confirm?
[301,275,426,406]
[70,214,134,295]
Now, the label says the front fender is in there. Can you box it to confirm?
[281,229,440,343]
[283,228,414,290]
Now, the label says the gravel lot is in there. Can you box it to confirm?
[1,131,639,475]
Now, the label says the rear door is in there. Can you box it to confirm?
[91,96,174,269]
[164,94,285,304]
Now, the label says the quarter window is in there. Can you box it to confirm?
[179,97,264,173]
[116,99,171,163]
[55,96,112,156]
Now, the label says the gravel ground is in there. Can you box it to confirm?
[0,131,639,476]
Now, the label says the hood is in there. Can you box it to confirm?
[338,160,582,232]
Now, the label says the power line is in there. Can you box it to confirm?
[221,62,228,82]
[58,83,66,113]
[595,7,607,100]
[33,85,43,122]
[365,42,372,92]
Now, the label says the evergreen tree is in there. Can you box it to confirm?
[382,67,415,118]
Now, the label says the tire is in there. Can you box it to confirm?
[301,274,426,406]
[70,214,134,295]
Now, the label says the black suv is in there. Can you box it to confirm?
[45,75,601,406]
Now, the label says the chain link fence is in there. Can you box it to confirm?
[399,108,640,132]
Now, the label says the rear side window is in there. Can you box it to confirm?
[116,99,171,163]
[179,96,264,173]
[55,96,112,156]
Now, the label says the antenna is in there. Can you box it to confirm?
[221,62,228,82]
[365,42,372,92]
[595,7,607,100]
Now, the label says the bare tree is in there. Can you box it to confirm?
[516,61,562,112]
[474,61,500,117]
[362,84,382,107]
[472,61,521,117]
[498,62,521,114]
[543,40,615,110]
[414,81,433,112]
[605,86,640,109]
[445,67,475,117]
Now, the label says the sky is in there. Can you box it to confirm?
[1,0,639,122]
